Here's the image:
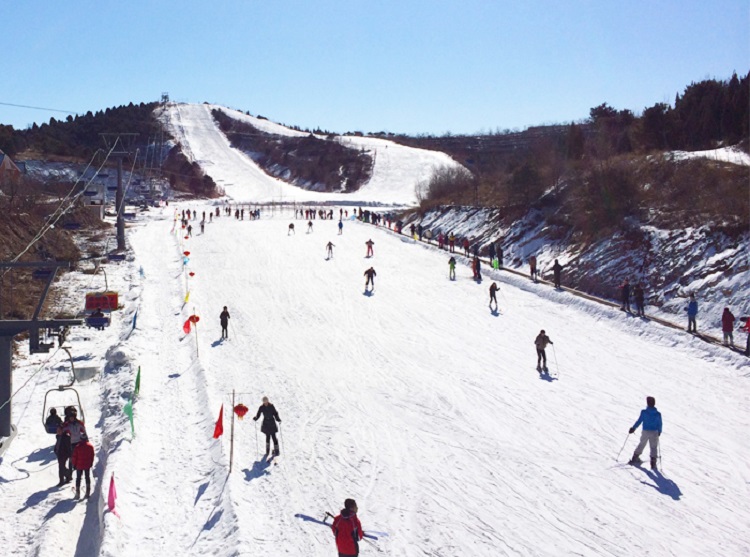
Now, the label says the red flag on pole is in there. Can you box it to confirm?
[213,404,224,438]
[183,318,192,334]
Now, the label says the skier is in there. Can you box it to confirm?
[474,257,482,281]
[488,243,496,266]
[448,233,455,253]
[448,256,456,280]
[489,282,499,311]
[55,430,72,486]
[220,306,230,339]
[60,407,86,481]
[497,245,504,268]
[463,238,470,257]
[200,221,205,234]
[528,255,538,281]
[534,330,553,373]
[332,499,364,557]
[365,239,374,258]
[552,259,563,289]
[253,396,281,456]
[634,283,645,316]
[686,293,698,333]
[288,223,295,235]
[71,433,94,499]
[187,224,192,237]
[338,220,343,235]
[307,220,313,233]
[326,241,335,259]
[437,233,444,250]
[45,407,62,435]
[364,267,376,289]
[741,316,750,356]
[620,279,631,312]
[721,307,736,346]
[628,396,662,470]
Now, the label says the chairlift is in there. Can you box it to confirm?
[107,252,126,262]
[42,348,85,434]
[84,267,119,312]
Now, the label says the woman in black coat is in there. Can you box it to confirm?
[253,397,281,456]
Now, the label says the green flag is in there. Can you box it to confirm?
[134,366,141,398]
[123,396,134,437]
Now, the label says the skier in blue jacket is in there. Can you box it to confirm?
[628,396,662,470]
[686,293,698,333]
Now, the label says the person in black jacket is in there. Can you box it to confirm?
[253,397,281,456]
[552,259,563,289]
[220,306,230,339]
[55,430,72,486]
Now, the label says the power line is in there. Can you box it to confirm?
[0,101,79,116]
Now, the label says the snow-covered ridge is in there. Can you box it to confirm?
[161,103,463,206]
[667,146,750,166]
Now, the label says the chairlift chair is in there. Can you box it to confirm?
[41,348,86,433]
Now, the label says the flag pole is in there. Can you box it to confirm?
[229,390,235,473]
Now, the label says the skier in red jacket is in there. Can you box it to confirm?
[71,433,95,499]
[332,499,363,557]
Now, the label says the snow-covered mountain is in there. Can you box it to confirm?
[1,205,749,557]
[162,103,463,206]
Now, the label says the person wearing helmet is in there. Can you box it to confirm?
[332,498,364,557]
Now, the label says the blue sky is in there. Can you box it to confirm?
[1,1,747,135]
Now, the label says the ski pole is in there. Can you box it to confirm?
[254,419,259,459]
[279,422,284,455]
[615,433,630,462]
[552,345,560,377]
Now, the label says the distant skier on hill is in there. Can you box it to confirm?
[628,396,662,470]
[448,256,456,280]
[497,245,504,268]
[634,283,645,316]
[489,282,499,311]
[288,223,295,235]
[448,233,456,253]
[528,255,538,281]
[620,279,631,312]
[365,239,374,258]
[722,307,736,346]
[220,306,230,339]
[332,499,363,557]
[338,220,343,235]
[534,330,553,373]
[253,396,281,457]
[686,293,698,333]
[474,257,482,281]
[364,267,376,289]
[488,243,496,265]
[552,259,563,289]
[326,241,335,259]
[463,238,470,257]
[307,220,314,233]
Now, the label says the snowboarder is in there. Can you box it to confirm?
[620,279,631,312]
[628,396,662,470]
[489,282,499,311]
[326,241,335,259]
[552,259,563,289]
[686,293,698,333]
[55,430,72,486]
[634,283,645,316]
[332,499,364,557]
[529,255,538,281]
[721,307,736,346]
[288,223,295,235]
[220,306,230,339]
[253,396,281,456]
[448,256,456,280]
[364,267,376,289]
[338,220,343,235]
[72,433,94,499]
[534,330,553,373]
[365,239,374,258]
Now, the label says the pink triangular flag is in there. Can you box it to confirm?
[108,473,120,517]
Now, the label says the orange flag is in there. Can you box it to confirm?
[213,404,224,438]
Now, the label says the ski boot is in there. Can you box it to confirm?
[628,454,642,466]
[650,457,658,471]
[74,488,80,500]
[85,486,91,499]
[273,447,280,457]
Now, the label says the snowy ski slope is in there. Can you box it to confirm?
[1,206,749,557]
[164,103,462,206]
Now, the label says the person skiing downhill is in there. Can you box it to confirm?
[326,242,335,259]
[338,220,343,235]
[253,396,281,456]
[365,239,374,258]
[307,220,314,233]
[686,293,698,332]
[220,306,230,339]
[529,255,538,281]
[489,282,499,311]
[628,396,662,470]
[364,267,376,289]
[448,257,456,280]
[332,499,364,557]
[534,330,553,373]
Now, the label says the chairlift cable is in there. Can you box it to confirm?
[0,345,62,415]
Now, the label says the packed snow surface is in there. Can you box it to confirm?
[1,205,749,557]
[164,103,462,205]
[668,146,750,166]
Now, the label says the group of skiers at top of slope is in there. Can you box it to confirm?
[44,405,95,500]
